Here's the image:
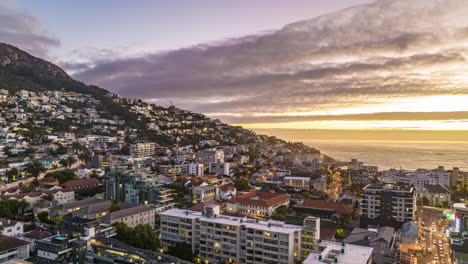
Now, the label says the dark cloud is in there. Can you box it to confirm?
[0,5,60,57]
[70,0,468,124]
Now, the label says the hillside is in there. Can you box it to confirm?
[0,42,328,161]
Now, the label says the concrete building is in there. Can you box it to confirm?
[383,168,450,193]
[196,149,224,165]
[160,208,320,264]
[209,162,230,175]
[0,235,30,263]
[0,220,23,237]
[450,167,468,192]
[192,186,220,204]
[421,184,451,207]
[187,163,204,176]
[101,205,157,229]
[130,142,156,158]
[283,176,311,189]
[302,240,373,264]
[361,183,416,228]
[227,191,290,218]
[105,172,174,211]
[345,225,398,264]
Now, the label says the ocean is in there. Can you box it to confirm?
[253,129,468,171]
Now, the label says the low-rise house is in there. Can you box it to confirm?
[0,220,23,237]
[0,235,30,262]
[192,185,219,204]
[421,184,451,206]
[345,225,398,264]
[21,229,52,252]
[219,184,236,201]
[61,178,99,192]
[293,199,354,224]
[0,189,74,205]
[226,191,290,217]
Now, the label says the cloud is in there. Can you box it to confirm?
[70,0,468,124]
[0,4,60,57]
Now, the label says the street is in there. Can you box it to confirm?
[417,208,453,264]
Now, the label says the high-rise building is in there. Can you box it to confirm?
[361,183,416,228]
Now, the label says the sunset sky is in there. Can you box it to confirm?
[2,0,468,131]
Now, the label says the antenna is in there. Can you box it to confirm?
[167,100,173,107]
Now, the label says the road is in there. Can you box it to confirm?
[417,208,453,264]
[326,170,342,200]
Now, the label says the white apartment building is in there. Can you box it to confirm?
[383,168,450,192]
[130,142,156,158]
[187,163,204,176]
[209,162,230,175]
[160,208,321,264]
[192,186,220,204]
[197,149,224,165]
[283,176,311,189]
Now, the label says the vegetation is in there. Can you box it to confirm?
[167,242,195,261]
[46,170,78,184]
[234,179,250,191]
[113,222,159,250]
[24,160,46,179]
[109,200,122,212]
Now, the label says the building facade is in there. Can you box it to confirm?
[361,183,416,228]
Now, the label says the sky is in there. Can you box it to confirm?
[2,0,468,131]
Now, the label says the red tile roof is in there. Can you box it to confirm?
[61,178,99,188]
[301,199,354,215]
[227,191,289,208]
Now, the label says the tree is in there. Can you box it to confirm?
[59,159,69,168]
[66,156,77,168]
[25,160,46,179]
[38,211,50,223]
[42,193,54,201]
[109,200,122,212]
[234,179,250,191]
[5,168,18,182]
[113,222,159,250]
[167,242,194,261]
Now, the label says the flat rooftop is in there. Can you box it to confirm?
[161,208,302,234]
[302,241,373,264]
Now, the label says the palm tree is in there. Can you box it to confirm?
[25,160,46,179]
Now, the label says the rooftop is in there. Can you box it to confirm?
[302,241,373,264]
[0,235,30,252]
[161,208,302,234]
[364,183,413,192]
[227,191,290,207]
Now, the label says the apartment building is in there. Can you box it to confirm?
[227,191,290,218]
[105,172,174,211]
[209,162,230,175]
[197,149,224,165]
[187,163,204,176]
[192,186,220,204]
[130,142,156,158]
[384,168,449,192]
[101,205,157,228]
[160,208,320,264]
[361,183,416,228]
[302,240,373,264]
[0,235,30,262]
[282,176,311,189]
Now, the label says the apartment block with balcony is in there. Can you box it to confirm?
[361,183,416,228]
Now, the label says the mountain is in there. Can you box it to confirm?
[0,42,328,161]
